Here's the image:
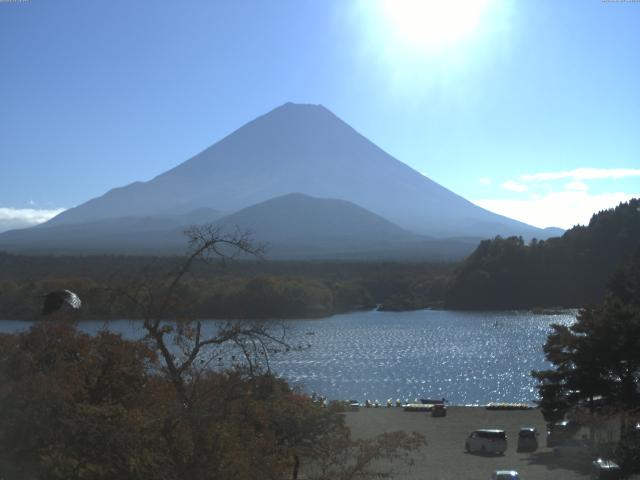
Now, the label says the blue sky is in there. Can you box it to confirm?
[1,0,639,231]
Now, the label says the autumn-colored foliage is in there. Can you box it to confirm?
[0,322,168,480]
[0,322,424,480]
[0,227,425,479]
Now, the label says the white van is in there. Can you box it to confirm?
[465,429,507,454]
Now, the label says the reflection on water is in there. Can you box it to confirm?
[0,309,576,405]
[268,309,576,405]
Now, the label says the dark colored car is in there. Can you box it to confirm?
[590,459,621,480]
[432,403,447,417]
[547,419,580,447]
[516,426,539,452]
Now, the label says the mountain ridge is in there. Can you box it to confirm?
[0,102,564,257]
[40,102,554,239]
[0,193,481,259]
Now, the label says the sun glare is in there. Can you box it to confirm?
[374,0,493,54]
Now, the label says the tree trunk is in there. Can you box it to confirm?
[292,454,300,480]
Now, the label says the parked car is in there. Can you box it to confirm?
[432,403,447,417]
[348,400,360,411]
[552,438,592,458]
[547,419,580,447]
[517,426,539,452]
[465,429,507,454]
[591,458,621,480]
[490,471,520,480]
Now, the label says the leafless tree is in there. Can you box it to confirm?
[110,224,290,404]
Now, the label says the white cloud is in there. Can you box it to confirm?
[0,207,65,233]
[479,177,491,185]
[501,179,528,192]
[473,191,640,229]
[520,168,640,182]
[565,180,589,191]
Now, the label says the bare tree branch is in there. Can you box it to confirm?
[108,224,284,405]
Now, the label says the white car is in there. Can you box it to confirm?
[491,471,520,480]
[465,429,507,454]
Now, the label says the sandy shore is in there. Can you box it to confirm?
[343,406,593,480]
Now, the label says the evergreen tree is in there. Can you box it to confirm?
[532,248,640,421]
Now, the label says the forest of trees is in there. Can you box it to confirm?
[0,225,425,480]
[0,253,453,321]
[2,199,638,321]
[445,199,640,310]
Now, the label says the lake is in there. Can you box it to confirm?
[0,308,576,405]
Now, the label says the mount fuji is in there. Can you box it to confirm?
[0,103,561,258]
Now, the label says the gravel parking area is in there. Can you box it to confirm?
[344,406,593,480]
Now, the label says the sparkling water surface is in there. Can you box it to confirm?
[0,309,576,405]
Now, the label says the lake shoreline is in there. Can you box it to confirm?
[0,306,579,323]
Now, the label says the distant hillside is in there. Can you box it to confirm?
[0,209,223,255]
[217,193,412,242]
[445,199,640,309]
[215,194,483,260]
[215,193,427,258]
[0,194,479,260]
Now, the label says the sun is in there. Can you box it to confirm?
[352,0,506,93]
[370,0,494,54]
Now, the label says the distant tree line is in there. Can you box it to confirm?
[445,199,640,309]
[6,199,637,319]
[0,253,453,321]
